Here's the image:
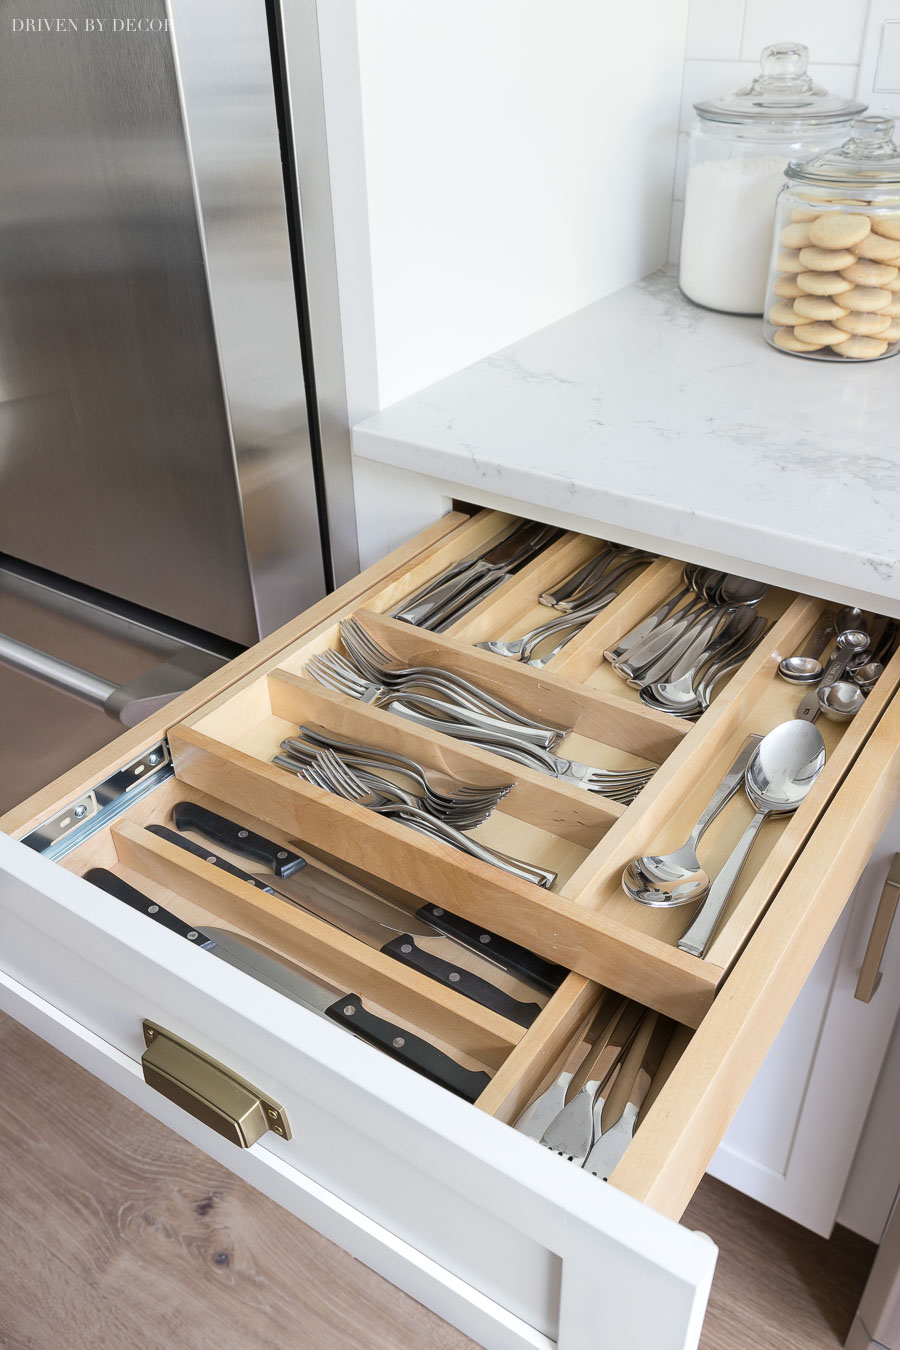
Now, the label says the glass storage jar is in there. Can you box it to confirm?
[764,118,900,362]
[680,43,865,316]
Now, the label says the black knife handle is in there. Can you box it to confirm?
[415,904,567,995]
[172,802,307,878]
[85,868,215,948]
[380,936,541,1029]
[147,825,279,894]
[324,993,491,1103]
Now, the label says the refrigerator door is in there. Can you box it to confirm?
[0,0,327,645]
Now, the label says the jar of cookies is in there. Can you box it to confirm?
[765,117,900,361]
[680,43,864,316]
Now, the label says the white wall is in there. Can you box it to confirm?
[669,0,872,261]
[330,0,690,412]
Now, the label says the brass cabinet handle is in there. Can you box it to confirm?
[141,1021,290,1147]
[855,855,900,1004]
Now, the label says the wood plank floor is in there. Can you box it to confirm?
[0,1014,874,1350]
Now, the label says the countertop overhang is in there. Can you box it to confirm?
[352,270,900,618]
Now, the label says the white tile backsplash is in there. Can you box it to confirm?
[669,0,873,260]
[741,0,868,66]
[686,0,747,59]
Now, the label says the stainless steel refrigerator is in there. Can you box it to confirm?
[0,0,356,805]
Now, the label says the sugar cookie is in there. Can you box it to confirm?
[777,249,804,274]
[833,335,889,359]
[772,327,825,352]
[880,319,900,341]
[808,213,872,248]
[780,224,811,248]
[768,301,801,326]
[833,312,892,336]
[883,298,900,316]
[840,285,892,312]
[773,275,805,298]
[799,245,858,271]
[872,213,900,241]
[852,233,900,262]
[791,208,820,224]
[792,295,849,321]
[796,271,854,296]
[840,259,898,287]
[793,321,851,345]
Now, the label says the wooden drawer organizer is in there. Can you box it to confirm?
[32,507,900,1218]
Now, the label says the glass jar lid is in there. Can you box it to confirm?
[694,42,866,126]
[787,117,900,189]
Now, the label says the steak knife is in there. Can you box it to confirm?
[147,824,541,1028]
[171,801,566,996]
[84,868,491,1103]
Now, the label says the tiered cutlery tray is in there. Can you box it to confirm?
[8,505,900,1226]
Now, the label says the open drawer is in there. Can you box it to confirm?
[2,506,900,1350]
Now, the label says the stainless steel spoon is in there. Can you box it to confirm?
[853,661,884,695]
[623,736,761,906]
[777,617,834,684]
[677,720,827,958]
[818,680,865,721]
[794,630,869,722]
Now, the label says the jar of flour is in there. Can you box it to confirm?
[679,44,864,315]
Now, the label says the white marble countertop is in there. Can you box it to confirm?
[352,270,900,617]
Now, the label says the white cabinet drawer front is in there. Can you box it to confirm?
[0,836,714,1350]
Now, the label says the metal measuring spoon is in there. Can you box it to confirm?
[818,680,865,721]
[795,630,869,722]
[623,736,761,906]
[778,617,835,684]
[677,720,827,958]
[853,661,884,694]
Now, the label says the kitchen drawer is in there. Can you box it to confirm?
[2,507,899,1350]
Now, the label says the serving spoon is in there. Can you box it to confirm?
[623,736,761,906]
[677,720,826,958]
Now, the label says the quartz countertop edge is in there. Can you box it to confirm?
[352,270,900,618]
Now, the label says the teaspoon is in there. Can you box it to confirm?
[677,720,827,958]
[853,661,883,694]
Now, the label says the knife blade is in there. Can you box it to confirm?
[171,801,567,995]
[148,824,541,1028]
[84,867,491,1103]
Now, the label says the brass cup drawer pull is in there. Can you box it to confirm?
[855,855,900,1003]
[141,1021,290,1148]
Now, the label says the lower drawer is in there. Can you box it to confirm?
[3,508,900,1350]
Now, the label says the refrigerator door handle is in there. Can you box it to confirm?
[0,633,225,726]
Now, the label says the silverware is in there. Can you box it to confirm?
[539,546,618,608]
[677,721,827,958]
[380,702,655,801]
[777,617,835,684]
[582,1013,670,1181]
[539,1002,644,1165]
[392,520,562,628]
[278,730,508,827]
[623,735,762,906]
[84,868,491,1101]
[637,610,765,716]
[794,630,869,722]
[476,556,646,663]
[299,750,558,887]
